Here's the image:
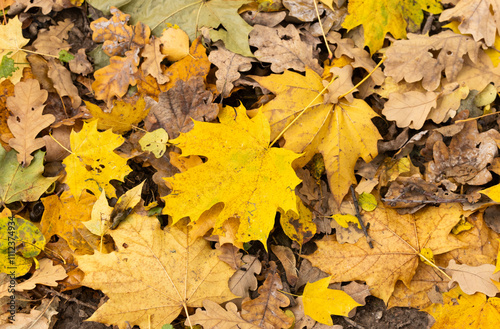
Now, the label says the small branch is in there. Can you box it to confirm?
[38,286,98,311]
[382,198,469,204]
[350,185,373,249]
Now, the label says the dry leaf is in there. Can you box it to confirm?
[47,59,82,109]
[249,24,322,75]
[0,17,29,84]
[446,260,500,296]
[6,79,55,166]
[32,18,73,57]
[77,215,237,329]
[190,300,260,329]
[271,245,298,286]
[229,254,262,299]
[141,36,169,84]
[382,91,437,129]
[68,48,93,76]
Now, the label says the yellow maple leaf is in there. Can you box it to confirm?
[62,120,132,201]
[0,16,29,84]
[424,286,500,328]
[342,0,442,54]
[162,104,301,247]
[303,276,361,325]
[77,215,237,329]
[252,68,381,207]
[85,97,150,134]
[304,201,467,303]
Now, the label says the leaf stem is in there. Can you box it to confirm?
[269,75,336,147]
[152,1,203,31]
[337,55,385,100]
[22,48,59,59]
[313,0,333,60]
[418,253,452,281]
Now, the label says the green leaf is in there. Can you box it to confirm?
[0,216,46,277]
[0,145,58,206]
[58,49,75,63]
[0,52,19,79]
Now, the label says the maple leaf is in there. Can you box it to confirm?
[439,0,500,47]
[241,262,293,328]
[248,24,322,74]
[62,120,132,201]
[0,17,29,84]
[77,215,237,329]
[424,286,500,328]
[92,48,140,105]
[342,0,442,54]
[90,6,150,57]
[303,276,361,325]
[6,79,55,166]
[384,31,479,91]
[251,68,381,206]
[162,104,301,246]
[304,201,467,303]
[0,145,57,206]
[85,97,150,134]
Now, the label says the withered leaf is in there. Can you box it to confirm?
[146,77,219,139]
[32,18,73,57]
[47,59,81,109]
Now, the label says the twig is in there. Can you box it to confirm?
[38,286,98,311]
[350,185,373,249]
[382,198,469,204]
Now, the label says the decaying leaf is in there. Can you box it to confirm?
[240,262,293,329]
[190,300,260,329]
[32,18,73,57]
[140,36,169,84]
[90,6,150,57]
[271,245,298,287]
[229,254,262,299]
[6,79,55,166]
[249,24,322,75]
[446,260,500,297]
[47,59,82,109]
[162,104,301,246]
[0,17,29,84]
[77,215,237,329]
[146,77,218,139]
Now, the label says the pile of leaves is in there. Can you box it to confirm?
[1,0,500,328]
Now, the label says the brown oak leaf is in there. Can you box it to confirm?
[47,59,81,109]
[32,18,73,57]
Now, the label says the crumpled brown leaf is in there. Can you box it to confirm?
[249,24,322,75]
[425,120,500,186]
[382,91,437,130]
[384,31,479,91]
[229,254,262,299]
[32,18,73,57]
[145,77,219,139]
[140,36,169,84]
[68,48,93,76]
[208,41,256,97]
[47,59,81,109]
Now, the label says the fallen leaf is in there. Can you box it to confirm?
[249,24,322,75]
[139,128,169,158]
[0,17,30,84]
[146,77,218,139]
[32,18,73,57]
[0,145,57,206]
[162,104,301,246]
[424,286,500,328]
[279,196,316,246]
[47,59,81,109]
[271,245,298,287]
[209,41,256,97]
[252,68,381,206]
[85,97,150,134]
[229,254,262,299]
[77,215,237,329]
[446,259,500,297]
[241,262,293,328]
[384,31,479,91]
[160,27,190,62]
[304,201,467,303]
[342,0,442,54]
[0,258,67,298]
[92,48,140,105]
[382,91,437,129]
[303,276,361,324]
[6,79,55,166]
[190,300,260,329]
[140,36,169,84]
[62,120,132,201]
[68,48,93,76]
[90,6,150,57]
[0,297,58,329]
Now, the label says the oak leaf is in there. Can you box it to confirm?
[190,300,260,329]
[0,145,57,206]
[384,31,479,91]
[140,36,169,84]
[446,260,500,297]
[146,77,218,139]
[303,276,361,325]
[271,245,298,287]
[162,104,301,246]
[228,254,262,299]
[47,59,81,109]
[439,0,500,47]
[32,18,73,57]
[0,17,29,84]
[342,0,442,54]
[92,48,140,105]
[85,97,150,134]
[252,68,380,206]
[62,120,132,201]
[68,48,93,76]
[248,24,322,75]
[424,286,500,328]
[241,262,293,328]
[6,79,55,166]
[304,201,467,303]
[382,91,437,130]
[90,6,150,57]
[77,215,237,329]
